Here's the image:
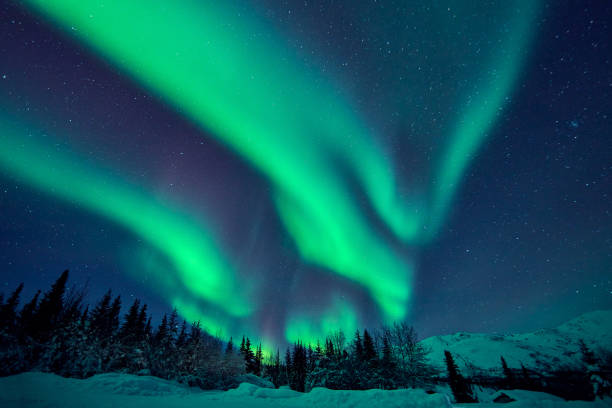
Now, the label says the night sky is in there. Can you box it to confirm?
[1,0,610,351]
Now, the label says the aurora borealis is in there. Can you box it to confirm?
[1,0,611,349]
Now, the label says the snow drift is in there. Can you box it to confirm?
[0,371,451,408]
[2,371,611,408]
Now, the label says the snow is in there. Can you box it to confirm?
[490,389,565,402]
[420,310,612,374]
[1,371,610,408]
[0,371,450,408]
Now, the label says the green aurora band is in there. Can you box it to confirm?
[15,0,540,345]
[285,296,359,347]
[0,114,251,335]
[427,3,540,237]
[22,0,416,323]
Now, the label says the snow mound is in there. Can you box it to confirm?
[231,373,275,388]
[492,389,565,403]
[226,382,302,399]
[0,371,452,408]
[84,372,193,396]
[304,387,451,408]
[0,371,609,407]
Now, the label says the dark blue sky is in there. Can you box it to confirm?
[0,0,610,345]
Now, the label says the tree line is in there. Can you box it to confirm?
[0,270,243,388]
[1,270,610,401]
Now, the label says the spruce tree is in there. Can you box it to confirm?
[444,350,477,403]
[243,337,256,373]
[137,304,148,340]
[176,320,188,349]
[362,329,377,362]
[270,349,281,387]
[306,345,315,372]
[225,337,234,355]
[109,295,121,336]
[285,347,292,383]
[0,283,23,332]
[32,270,69,341]
[120,299,141,342]
[291,342,307,392]
[324,338,334,358]
[167,309,179,342]
[315,341,323,359]
[520,363,534,390]
[254,343,263,376]
[379,334,396,388]
[90,290,112,340]
[352,330,363,360]
[155,314,169,344]
[501,356,515,388]
[579,339,597,366]
[144,316,152,339]
[19,290,40,340]
[240,336,246,355]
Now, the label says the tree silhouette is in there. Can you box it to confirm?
[444,350,477,403]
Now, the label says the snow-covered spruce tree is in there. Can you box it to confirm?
[343,329,380,389]
[34,271,86,374]
[594,348,612,398]
[306,331,356,390]
[254,343,263,376]
[352,330,363,361]
[444,350,477,403]
[289,341,308,392]
[362,329,377,362]
[11,289,42,371]
[0,283,25,375]
[579,339,611,399]
[18,290,40,342]
[0,283,23,332]
[518,363,539,391]
[31,270,69,344]
[242,337,256,374]
[266,348,283,387]
[116,299,150,374]
[40,284,88,377]
[85,291,123,374]
[378,332,397,389]
[225,337,234,355]
[222,337,246,384]
[149,311,178,379]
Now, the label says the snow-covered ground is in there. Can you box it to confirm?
[421,310,612,373]
[1,372,610,408]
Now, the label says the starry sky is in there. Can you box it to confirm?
[1,0,610,350]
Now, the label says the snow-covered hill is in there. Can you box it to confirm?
[420,310,612,374]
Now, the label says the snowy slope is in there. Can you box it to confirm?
[420,310,612,373]
[1,371,610,408]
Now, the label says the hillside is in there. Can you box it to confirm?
[420,310,612,374]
